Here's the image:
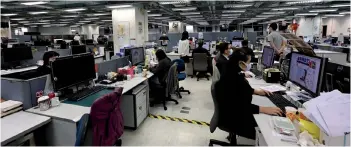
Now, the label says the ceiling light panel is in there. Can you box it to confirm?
[18,21,30,23]
[21,1,48,5]
[101,20,112,22]
[331,4,350,7]
[262,12,285,14]
[256,15,275,17]
[340,12,350,14]
[154,17,170,19]
[272,7,299,11]
[185,15,203,18]
[62,15,78,17]
[29,11,48,15]
[324,14,345,17]
[286,0,322,5]
[224,3,253,8]
[159,1,188,5]
[76,23,85,25]
[92,13,110,16]
[85,18,99,20]
[106,5,132,9]
[64,8,86,12]
[148,14,162,17]
[172,7,197,11]
[222,10,245,13]
[2,13,17,16]
[295,13,318,16]
[11,18,25,20]
[309,9,337,12]
[221,14,241,17]
[60,19,74,21]
[79,21,90,23]
[180,12,200,15]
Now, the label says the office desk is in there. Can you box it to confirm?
[166,52,181,61]
[1,111,51,146]
[1,66,38,76]
[26,72,154,145]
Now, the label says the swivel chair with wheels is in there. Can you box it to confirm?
[172,59,191,98]
[209,80,249,146]
[193,53,210,81]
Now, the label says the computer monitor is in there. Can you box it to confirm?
[50,53,96,91]
[124,47,145,65]
[71,45,87,55]
[288,52,327,97]
[71,40,80,45]
[231,40,242,48]
[323,62,350,93]
[3,47,33,62]
[261,46,275,67]
[84,39,94,45]
[203,42,210,50]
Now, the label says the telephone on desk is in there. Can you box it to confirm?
[263,68,281,83]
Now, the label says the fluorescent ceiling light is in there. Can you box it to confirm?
[148,14,162,17]
[76,23,85,25]
[185,15,203,18]
[79,21,90,23]
[154,17,170,19]
[224,3,252,8]
[106,5,132,9]
[340,12,350,14]
[2,13,17,16]
[29,11,48,15]
[321,17,327,18]
[29,26,38,27]
[286,0,322,5]
[272,7,299,11]
[11,24,18,26]
[85,18,99,20]
[262,12,285,14]
[250,18,265,20]
[172,7,196,11]
[64,8,86,12]
[39,20,51,22]
[70,25,80,27]
[60,19,74,21]
[11,18,25,20]
[180,12,200,15]
[309,9,337,12]
[222,10,245,13]
[256,15,275,18]
[101,20,112,22]
[21,1,48,5]
[147,10,151,13]
[58,22,69,24]
[221,17,237,19]
[331,4,350,7]
[32,22,50,25]
[18,21,30,23]
[324,14,344,17]
[221,14,240,17]
[62,15,78,18]
[159,1,188,5]
[71,29,76,31]
[1,5,5,8]
[295,13,318,16]
[42,25,51,27]
[92,13,110,16]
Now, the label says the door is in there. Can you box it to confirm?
[322,25,327,38]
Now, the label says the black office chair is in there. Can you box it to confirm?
[75,114,90,146]
[209,83,249,146]
[193,53,210,81]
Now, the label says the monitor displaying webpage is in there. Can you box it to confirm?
[262,46,274,67]
[203,42,210,50]
[232,40,242,48]
[289,53,322,94]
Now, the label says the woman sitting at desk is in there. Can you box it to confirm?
[214,49,282,140]
[37,51,60,75]
[149,49,172,98]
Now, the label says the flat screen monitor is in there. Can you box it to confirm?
[124,47,145,65]
[203,42,210,50]
[3,47,33,62]
[71,40,80,45]
[85,39,94,45]
[231,40,242,48]
[323,62,350,93]
[71,45,87,55]
[51,53,96,91]
[288,52,327,97]
[262,46,275,67]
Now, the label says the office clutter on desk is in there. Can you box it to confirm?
[260,85,286,93]
[302,90,350,137]
[0,100,23,117]
[262,68,281,83]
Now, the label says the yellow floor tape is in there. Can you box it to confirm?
[148,114,210,126]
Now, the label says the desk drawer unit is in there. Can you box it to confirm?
[120,84,148,130]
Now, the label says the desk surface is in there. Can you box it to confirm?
[1,111,51,145]
[1,66,38,76]
[166,52,181,56]
[314,49,345,54]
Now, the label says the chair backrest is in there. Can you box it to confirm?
[111,55,120,60]
[165,63,178,96]
[193,53,208,72]
[172,59,185,72]
[212,65,221,83]
[75,113,90,146]
[210,82,219,133]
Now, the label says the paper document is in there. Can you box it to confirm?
[260,85,286,93]
[1,100,22,112]
[317,101,350,136]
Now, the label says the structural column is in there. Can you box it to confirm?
[111,6,148,54]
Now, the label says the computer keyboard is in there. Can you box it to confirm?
[251,69,262,77]
[67,86,106,101]
[267,93,297,117]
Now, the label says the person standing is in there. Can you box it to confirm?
[159,32,169,50]
[266,23,286,61]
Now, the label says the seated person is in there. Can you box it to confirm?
[215,42,232,75]
[149,49,172,98]
[37,51,60,75]
[214,49,282,140]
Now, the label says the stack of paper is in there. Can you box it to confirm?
[303,90,350,136]
[0,100,23,117]
[260,85,286,93]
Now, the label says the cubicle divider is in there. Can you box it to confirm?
[26,49,72,65]
[96,56,129,77]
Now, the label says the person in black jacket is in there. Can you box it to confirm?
[36,51,60,75]
[214,49,282,140]
[215,42,232,75]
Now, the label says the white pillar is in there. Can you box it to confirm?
[186,25,194,33]
[112,6,147,53]
[81,24,99,39]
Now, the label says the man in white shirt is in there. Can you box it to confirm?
[73,33,81,41]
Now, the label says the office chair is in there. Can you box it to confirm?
[172,59,191,98]
[193,53,210,81]
[209,82,249,146]
[75,114,90,146]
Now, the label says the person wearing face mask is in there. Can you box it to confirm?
[159,32,169,47]
[214,49,283,140]
[215,42,232,75]
[37,51,60,75]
